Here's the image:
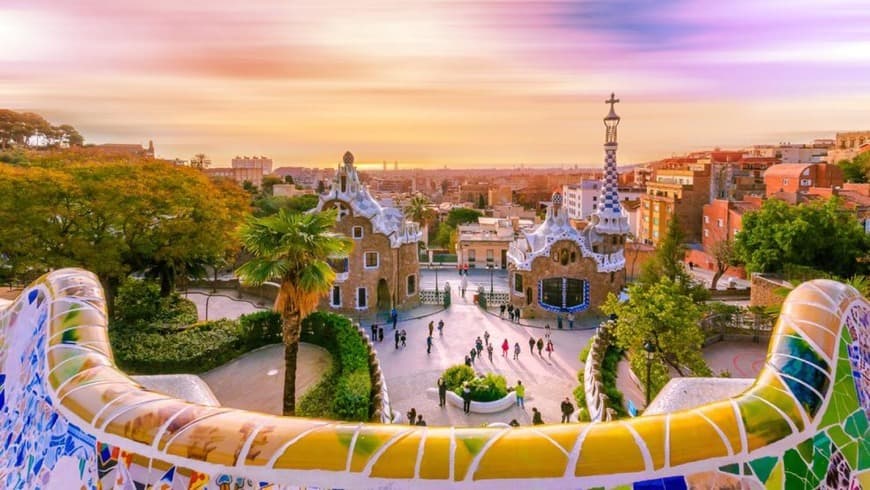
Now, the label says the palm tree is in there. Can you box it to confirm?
[404,194,430,224]
[236,208,353,415]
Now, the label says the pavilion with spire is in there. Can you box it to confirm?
[506,94,629,318]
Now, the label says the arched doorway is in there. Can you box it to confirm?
[376,278,391,313]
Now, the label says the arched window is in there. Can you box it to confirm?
[538,277,589,312]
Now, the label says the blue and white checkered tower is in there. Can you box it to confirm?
[593,92,630,235]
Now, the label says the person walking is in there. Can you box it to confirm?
[394,329,400,349]
[557,313,563,330]
[370,323,377,340]
[437,319,444,336]
[416,415,427,426]
[515,380,525,408]
[391,307,398,330]
[426,335,433,355]
[469,347,477,364]
[546,339,554,359]
[407,407,417,425]
[567,311,575,330]
[437,377,447,407]
[536,337,544,357]
[528,336,535,356]
[560,397,574,423]
[507,304,514,320]
[428,321,434,337]
[487,343,494,362]
[544,323,551,339]
[513,342,521,360]
[475,336,484,356]
[462,382,472,414]
[460,275,468,298]
[499,303,506,318]
[400,329,407,348]
[532,407,543,425]
[464,354,472,367]
[514,308,520,323]
[483,330,490,346]
[378,325,384,343]
[501,339,509,358]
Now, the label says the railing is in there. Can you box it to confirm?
[584,321,618,422]
[700,311,774,345]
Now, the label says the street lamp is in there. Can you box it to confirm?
[431,259,439,302]
[643,340,656,407]
[486,260,494,296]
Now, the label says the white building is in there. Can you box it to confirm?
[562,180,602,220]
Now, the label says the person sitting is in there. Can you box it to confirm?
[415,414,427,426]
[532,407,544,425]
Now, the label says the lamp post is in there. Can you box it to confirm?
[431,259,439,302]
[643,340,656,407]
[486,260,494,296]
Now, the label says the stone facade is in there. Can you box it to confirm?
[509,239,624,319]
[315,152,422,314]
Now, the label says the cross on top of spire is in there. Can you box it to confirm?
[606,92,619,111]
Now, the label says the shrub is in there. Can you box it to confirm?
[238,310,282,347]
[466,373,508,402]
[297,312,373,421]
[113,278,197,330]
[442,364,476,391]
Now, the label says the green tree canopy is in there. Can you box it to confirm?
[445,207,482,228]
[0,150,249,308]
[638,214,708,302]
[735,197,869,277]
[837,153,869,183]
[0,109,84,149]
[601,278,712,399]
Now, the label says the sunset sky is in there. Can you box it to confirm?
[2,0,869,167]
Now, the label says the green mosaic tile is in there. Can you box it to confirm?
[826,424,853,449]
[796,438,814,464]
[811,435,832,482]
[749,456,778,483]
[840,441,858,470]
[818,339,860,429]
[720,463,740,475]
[843,410,868,439]
[764,460,783,490]
[743,462,753,476]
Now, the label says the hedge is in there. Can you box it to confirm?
[573,344,627,419]
[298,312,373,421]
[441,364,508,402]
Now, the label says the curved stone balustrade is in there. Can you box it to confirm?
[1,268,868,489]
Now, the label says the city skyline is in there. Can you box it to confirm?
[2,0,869,167]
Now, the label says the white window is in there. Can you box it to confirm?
[406,275,416,295]
[357,287,368,309]
[352,226,363,239]
[364,251,379,269]
[704,216,710,224]
[717,218,723,228]
[486,249,494,262]
[704,229,709,237]
[331,286,341,307]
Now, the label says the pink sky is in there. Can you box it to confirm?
[2,0,869,167]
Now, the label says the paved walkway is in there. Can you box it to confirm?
[201,344,333,416]
[182,288,268,321]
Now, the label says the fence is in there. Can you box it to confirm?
[419,284,451,306]
[700,310,774,346]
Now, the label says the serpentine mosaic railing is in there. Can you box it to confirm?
[584,321,618,423]
[1,268,868,489]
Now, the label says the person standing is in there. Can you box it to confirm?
[500,303,506,318]
[507,304,514,320]
[460,275,468,298]
[532,407,543,425]
[391,307,398,329]
[557,313,563,330]
[378,325,384,343]
[536,337,544,357]
[462,382,472,414]
[426,335,433,355]
[513,342,521,360]
[487,343,494,362]
[515,380,525,408]
[437,377,447,407]
[528,336,535,356]
[544,323,551,339]
[407,407,417,425]
[501,339,510,358]
[469,347,477,364]
[428,321,435,337]
[437,319,444,336]
[483,330,490,346]
[567,311,575,330]
[475,336,484,355]
[464,354,472,367]
[400,329,407,347]
[546,339,554,359]
[370,323,378,340]
[560,397,574,423]
[514,308,520,323]
[394,329,400,349]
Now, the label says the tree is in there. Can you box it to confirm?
[242,180,257,194]
[189,153,211,170]
[284,175,294,184]
[838,154,869,183]
[404,195,431,224]
[235,209,353,415]
[477,193,486,209]
[638,214,708,301]
[0,151,248,312]
[260,175,283,196]
[253,194,318,217]
[601,278,712,399]
[736,197,869,277]
[709,237,738,290]
[316,180,326,194]
[0,109,83,149]
[445,207,483,228]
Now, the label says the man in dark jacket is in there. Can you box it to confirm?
[560,397,574,423]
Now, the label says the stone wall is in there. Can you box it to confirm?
[750,273,793,309]
[583,321,618,422]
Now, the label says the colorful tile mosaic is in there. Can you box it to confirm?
[1,269,868,489]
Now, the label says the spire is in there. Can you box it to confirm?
[592,92,629,235]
